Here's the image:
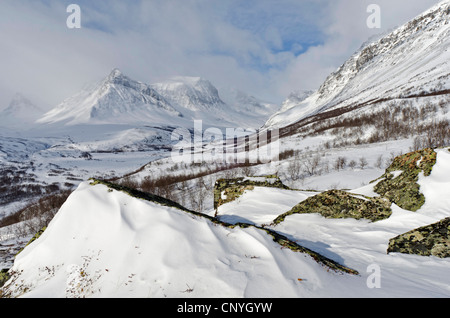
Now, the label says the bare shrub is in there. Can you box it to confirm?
[359,157,369,169]
[302,154,321,176]
[188,177,209,213]
[0,190,72,237]
[375,155,384,169]
[334,157,347,171]
[240,165,254,177]
[279,149,295,161]
[348,160,357,169]
[290,98,447,150]
[410,120,450,150]
[118,176,139,189]
[424,120,450,148]
[411,136,423,152]
[287,159,302,181]
[438,99,448,114]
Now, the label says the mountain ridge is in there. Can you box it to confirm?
[35,70,278,130]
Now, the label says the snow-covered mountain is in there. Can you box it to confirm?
[219,87,279,121]
[151,76,226,112]
[37,70,278,129]
[264,0,450,129]
[0,93,44,129]
[152,77,279,128]
[276,90,315,114]
[37,69,182,126]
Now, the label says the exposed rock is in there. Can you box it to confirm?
[0,269,10,288]
[372,148,437,211]
[213,175,289,210]
[387,217,450,258]
[272,189,392,224]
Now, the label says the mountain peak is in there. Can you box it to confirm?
[104,68,131,86]
[151,76,225,112]
[108,68,123,80]
[36,69,277,128]
[37,69,183,126]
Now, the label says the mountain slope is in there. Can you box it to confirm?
[218,87,280,128]
[152,77,280,128]
[151,76,226,112]
[264,0,450,129]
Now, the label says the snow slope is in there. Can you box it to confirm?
[216,187,318,226]
[264,0,450,129]
[269,148,450,297]
[3,148,450,298]
[151,76,226,112]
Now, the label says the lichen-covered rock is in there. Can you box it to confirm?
[272,189,392,224]
[387,217,450,258]
[213,175,289,210]
[372,148,437,211]
[0,269,10,288]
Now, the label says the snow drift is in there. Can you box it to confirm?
[2,180,358,298]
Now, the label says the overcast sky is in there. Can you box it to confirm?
[0,0,440,111]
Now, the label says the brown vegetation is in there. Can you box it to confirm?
[280,95,450,150]
[0,190,72,236]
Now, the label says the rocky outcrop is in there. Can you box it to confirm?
[213,175,289,210]
[372,148,437,211]
[388,217,450,258]
[272,189,392,224]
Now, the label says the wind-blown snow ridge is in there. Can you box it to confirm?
[1,179,357,298]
